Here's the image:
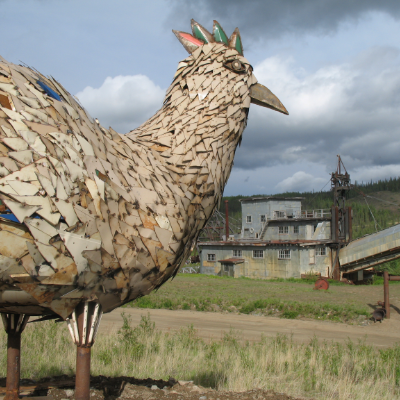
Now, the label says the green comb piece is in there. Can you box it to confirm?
[235,34,243,55]
[213,21,228,45]
[229,28,243,55]
[193,25,209,43]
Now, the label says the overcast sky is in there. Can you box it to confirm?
[2,0,400,196]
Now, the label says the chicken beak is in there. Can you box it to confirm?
[249,83,289,115]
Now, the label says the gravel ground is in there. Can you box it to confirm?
[0,375,308,400]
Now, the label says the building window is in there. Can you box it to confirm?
[233,249,242,258]
[246,215,252,223]
[260,215,266,223]
[253,250,264,258]
[316,247,326,256]
[255,233,259,238]
[207,254,216,261]
[293,226,299,234]
[278,249,291,259]
[274,211,285,218]
[279,226,289,234]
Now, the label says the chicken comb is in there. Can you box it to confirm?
[174,21,244,55]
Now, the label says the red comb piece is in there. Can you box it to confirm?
[179,32,204,46]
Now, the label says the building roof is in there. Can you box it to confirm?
[239,196,304,202]
[218,258,245,264]
[262,216,330,222]
[199,239,331,247]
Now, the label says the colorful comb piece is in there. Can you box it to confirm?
[213,20,229,45]
[174,21,244,55]
[191,19,215,44]
[173,30,204,54]
[229,28,243,56]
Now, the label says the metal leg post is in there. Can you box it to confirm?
[1,314,29,400]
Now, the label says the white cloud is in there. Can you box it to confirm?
[275,171,327,193]
[76,75,165,133]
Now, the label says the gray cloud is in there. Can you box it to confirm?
[233,45,400,174]
[168,0,400,42]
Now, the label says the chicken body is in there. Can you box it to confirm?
[0,39,259,319]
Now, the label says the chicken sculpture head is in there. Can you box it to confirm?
[173,20,288,116]
[0,19,287,337]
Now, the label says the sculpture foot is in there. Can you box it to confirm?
[66,302,102,400]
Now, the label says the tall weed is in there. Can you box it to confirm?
[1,315,399,400]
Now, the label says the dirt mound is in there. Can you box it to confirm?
[0,375,305,400]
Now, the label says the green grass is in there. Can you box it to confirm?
[124,274,372,323]
[10,315,400,400]
[372,276,400,285]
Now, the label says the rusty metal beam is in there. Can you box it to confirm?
[332,247,341,281]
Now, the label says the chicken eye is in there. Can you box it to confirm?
[231,60,243,71]
[223,59,246,74]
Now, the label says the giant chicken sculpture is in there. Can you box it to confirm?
[0,20,287,400]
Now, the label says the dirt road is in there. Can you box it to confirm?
[99,307,400,348]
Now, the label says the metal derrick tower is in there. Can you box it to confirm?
[331,155,352,279]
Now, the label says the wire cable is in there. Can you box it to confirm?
[365,194,400,207]
[364,197,382,232]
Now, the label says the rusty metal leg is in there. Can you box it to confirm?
[384,271,390,319]
[76,346,91,400]
[66,302,102,400]
[1,314,29,400]
[6,330,21,400]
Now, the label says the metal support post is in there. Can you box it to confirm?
[66,301,102,400]
[332,247,341,281]
[1,313,29,400]
[384,271,390,319]
[224,200,229,241]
